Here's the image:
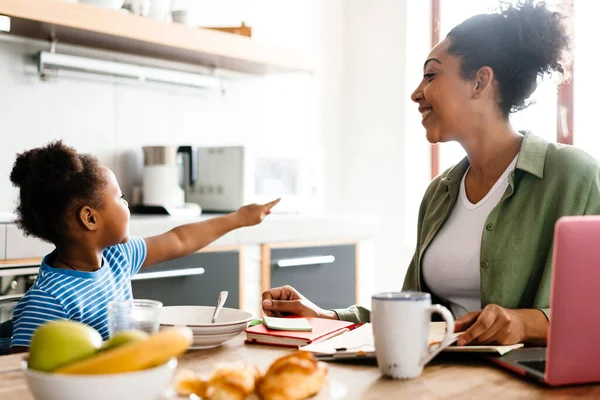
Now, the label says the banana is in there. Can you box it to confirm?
[55,327,193,375]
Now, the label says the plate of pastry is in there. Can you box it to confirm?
[166,351,347,400]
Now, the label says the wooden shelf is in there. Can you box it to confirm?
[0,0,314,74]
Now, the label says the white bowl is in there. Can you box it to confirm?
[190,331,241,350]
[23,358,177,400]
[160,306,252,349]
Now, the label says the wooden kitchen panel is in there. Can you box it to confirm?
[0,0,314,74]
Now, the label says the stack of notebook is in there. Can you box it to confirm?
[245,318,524,358]
[244,316,355,347]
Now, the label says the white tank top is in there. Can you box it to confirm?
[422,155,518,318]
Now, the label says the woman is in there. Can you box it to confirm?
[261,0,600,346]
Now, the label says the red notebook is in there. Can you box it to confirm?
[245,318,356,347]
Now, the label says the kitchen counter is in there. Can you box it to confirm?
[0,212,378,317]
[0,212,379,261]
[128,212,379,243]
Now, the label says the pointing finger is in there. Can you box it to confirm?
[263,198,281,210]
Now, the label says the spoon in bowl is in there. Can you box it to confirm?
[211,291,228,323]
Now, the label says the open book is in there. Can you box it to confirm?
[301,322,523,360]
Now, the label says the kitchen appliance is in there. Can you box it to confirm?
[180,146,321,213]
[138,146,201,217]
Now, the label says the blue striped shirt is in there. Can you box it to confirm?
[11,236,147,347]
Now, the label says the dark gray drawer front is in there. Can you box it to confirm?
[132,251,239,308]
[270,244,356,310]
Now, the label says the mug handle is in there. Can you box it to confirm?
[420,304,455,366]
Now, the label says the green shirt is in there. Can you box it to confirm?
[335,133,600,324]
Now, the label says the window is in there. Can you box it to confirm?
[573,1,598,159]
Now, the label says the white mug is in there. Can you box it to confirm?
[372,291,455,379]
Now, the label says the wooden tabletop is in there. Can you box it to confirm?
[2,335,600,399]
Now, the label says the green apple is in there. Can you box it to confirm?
[102,330,148,351]
[28,320,103,372]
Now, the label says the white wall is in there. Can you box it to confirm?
[0,0,434,299]
[403,0,434,277]
[341,0,431,295]
[0,0,346,214]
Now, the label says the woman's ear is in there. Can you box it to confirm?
[78,206,100,231]
[473,66,494,98]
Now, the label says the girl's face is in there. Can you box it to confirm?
[98,166,130,246]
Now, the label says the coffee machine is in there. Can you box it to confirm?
[134,146,201,217]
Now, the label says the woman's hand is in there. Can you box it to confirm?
[261,286,338,319]
[455,304,548,346]
[235,198,280,227]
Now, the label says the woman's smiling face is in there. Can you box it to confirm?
[410,38,481,144]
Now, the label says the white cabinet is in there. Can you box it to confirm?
[128,217,237,247]
[5,224,53,260]
[0,225,5,260]
[2,218,238,260]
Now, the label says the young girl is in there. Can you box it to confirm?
[9,141,279,352]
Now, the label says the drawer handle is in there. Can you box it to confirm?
[131,267,205,281]
[276,255,335,268]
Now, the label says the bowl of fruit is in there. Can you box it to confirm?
[22,321,192,400]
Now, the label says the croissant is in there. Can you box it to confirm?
[256,351,328,400]
[174,369,214,399]
[208,361,263,400]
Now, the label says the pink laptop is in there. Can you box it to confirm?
[491,216,600,386]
